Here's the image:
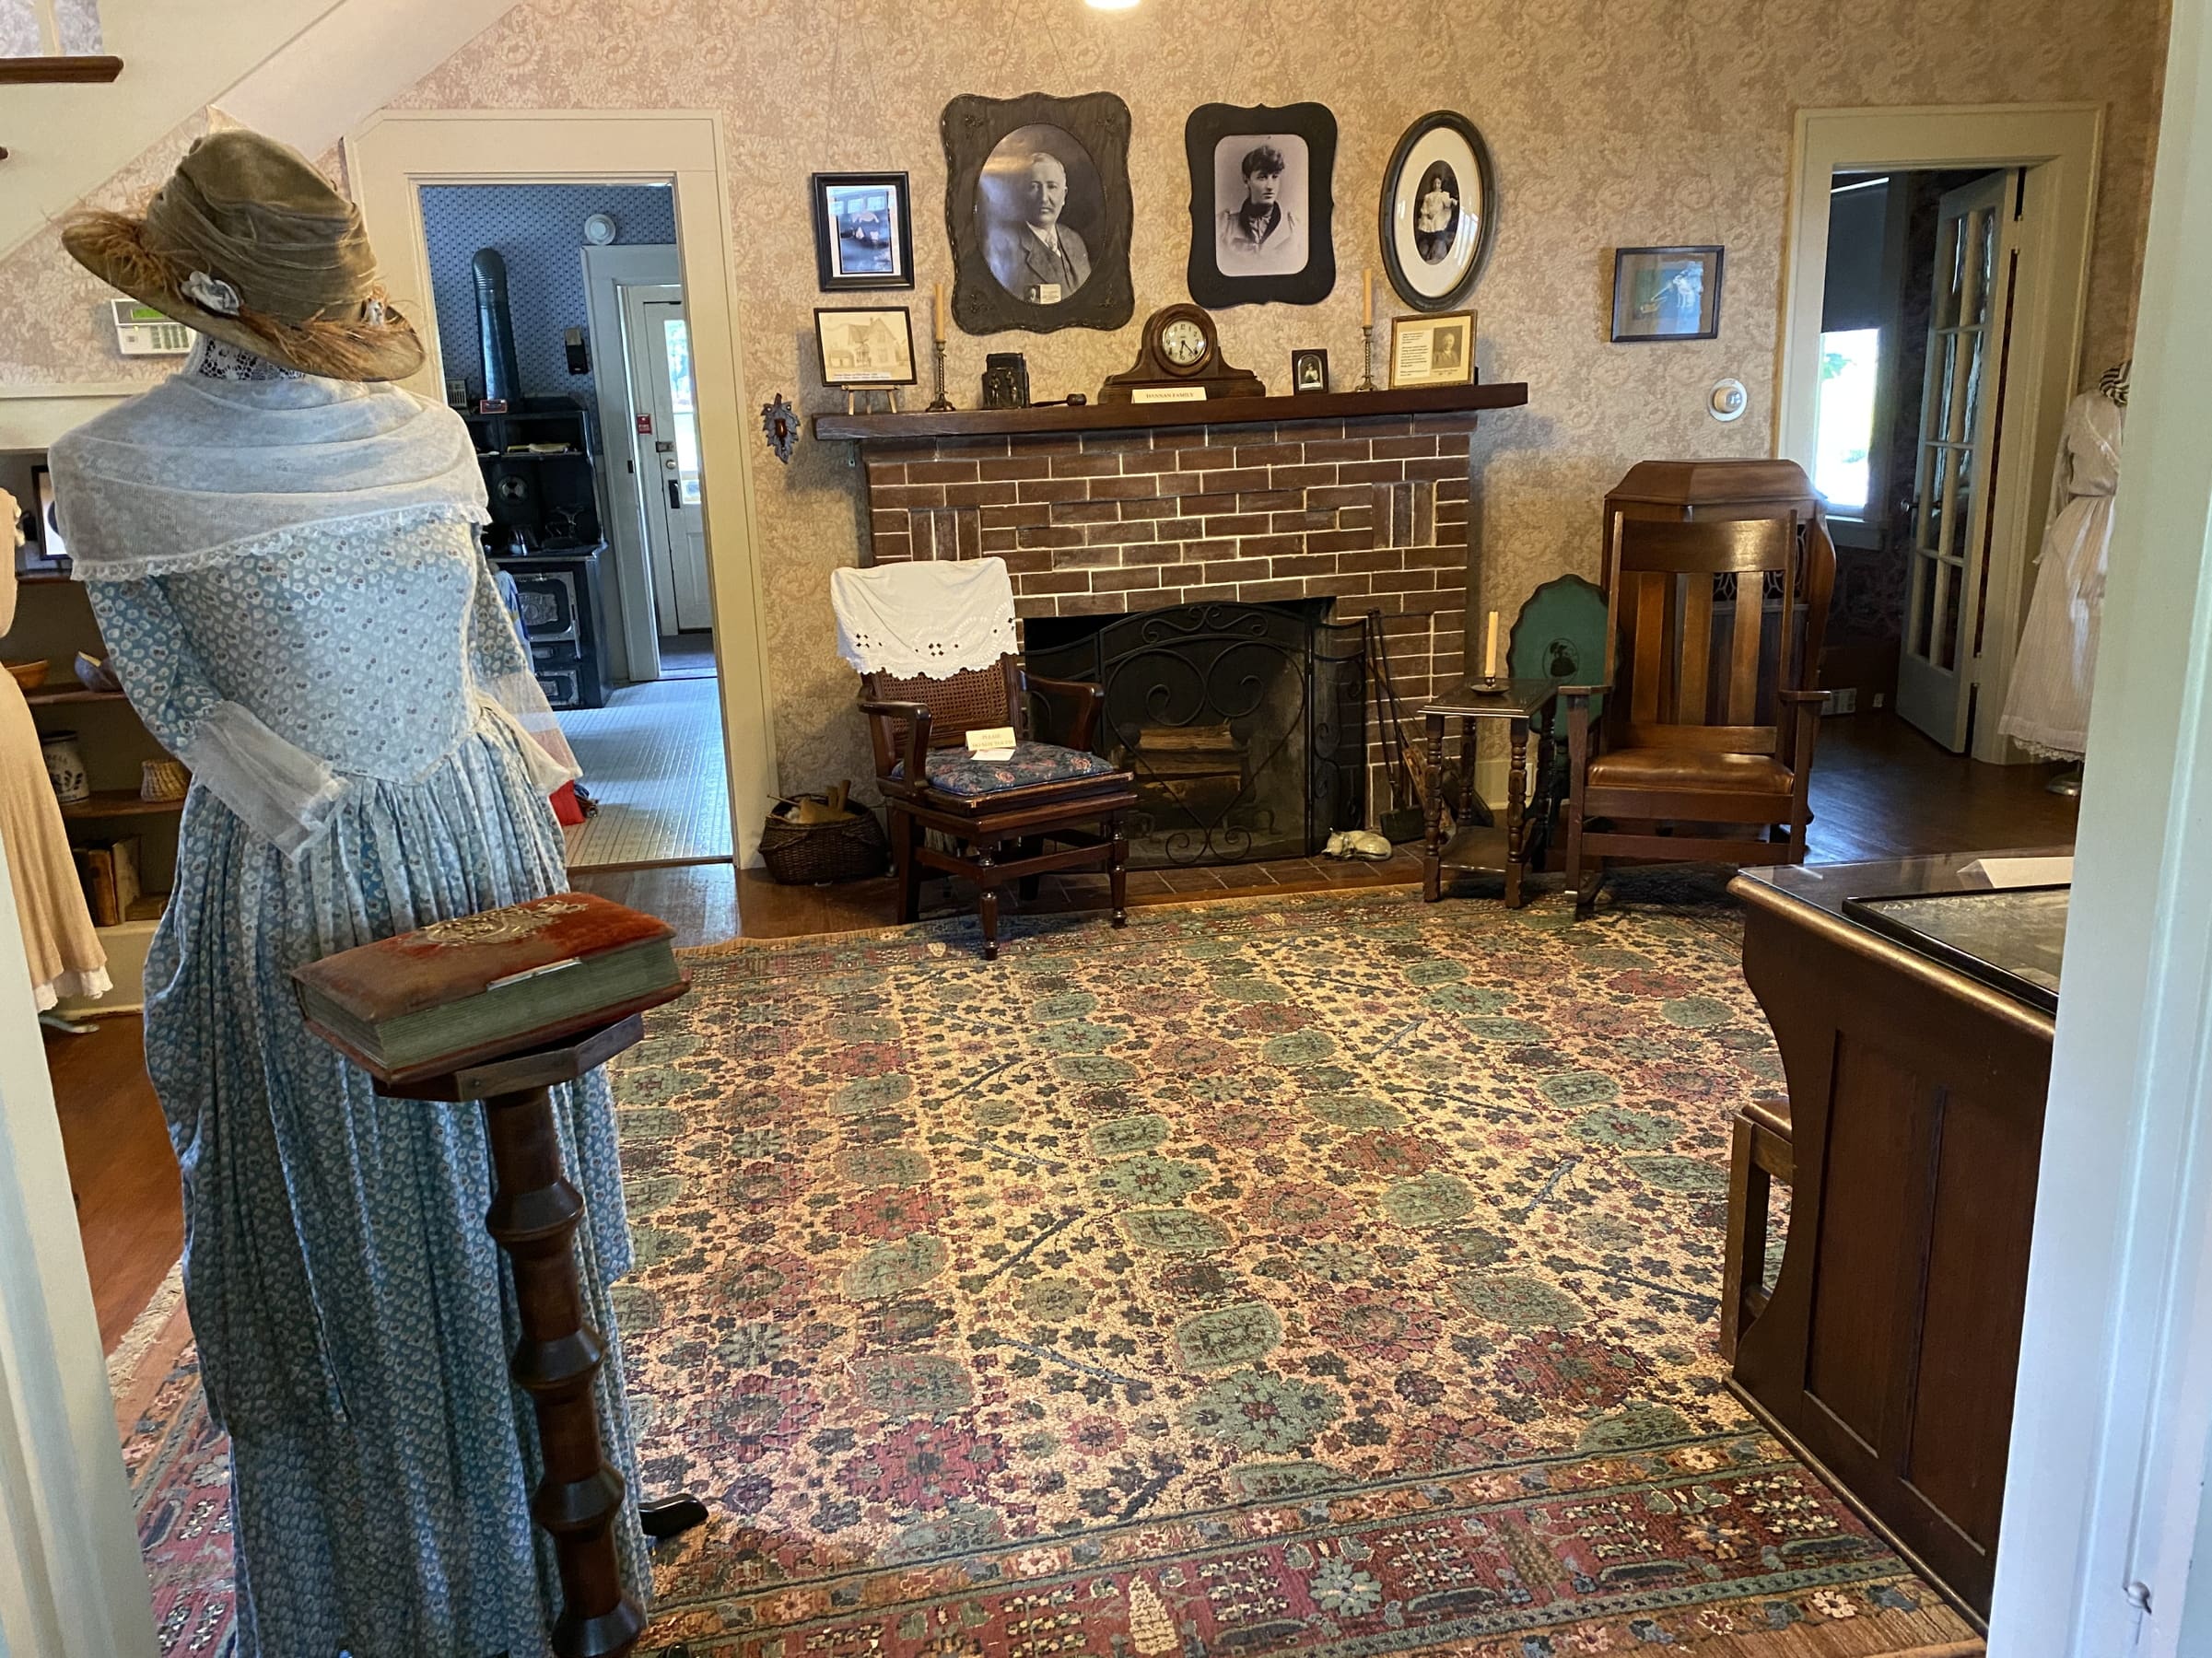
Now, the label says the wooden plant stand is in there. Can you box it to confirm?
[365,1013,663,1657]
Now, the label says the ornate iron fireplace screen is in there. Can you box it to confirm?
[1027,601,1367,867]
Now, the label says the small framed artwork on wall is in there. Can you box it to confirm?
[1610,245,1724,342]
[1389,311,1476,389]
[812,172,916,291]
[815,307,918,387]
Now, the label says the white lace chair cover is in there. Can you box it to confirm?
[831,557,1018,681]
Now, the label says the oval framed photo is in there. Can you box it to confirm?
[1378,111,1496,312]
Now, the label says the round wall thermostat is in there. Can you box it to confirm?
[582,213,618,246]
[1708,378,1750,422]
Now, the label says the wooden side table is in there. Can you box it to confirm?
[1418,678,1559,908]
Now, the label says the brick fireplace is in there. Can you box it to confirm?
[816,383,1529,835]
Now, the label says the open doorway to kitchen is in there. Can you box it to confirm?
[420,181,732,871]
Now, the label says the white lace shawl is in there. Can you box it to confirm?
[831,556,1019,680]
[46,351,486,582]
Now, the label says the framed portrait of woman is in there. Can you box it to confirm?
[1183,102,1338,309]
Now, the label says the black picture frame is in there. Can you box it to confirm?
[813,307,919,388]
[1291,349,1330,394]
[20,465,68,575]
[1378,111,1497,314]
[811,171,916,292]
[1609,245,1725,342]
[1184,102,1337,309]
[942,90,1134,336]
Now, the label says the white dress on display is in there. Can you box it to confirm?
[1997,387,2124,760]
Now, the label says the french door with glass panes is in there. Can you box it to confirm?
[623,284,713,635]
[1896,170,2019,751]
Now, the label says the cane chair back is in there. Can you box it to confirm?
[860,657,1027,776]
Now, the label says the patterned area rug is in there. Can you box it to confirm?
[119,884,1978,1656]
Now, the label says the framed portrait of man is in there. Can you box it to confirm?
[942,91,1134,335]
[1184,102,1338,309]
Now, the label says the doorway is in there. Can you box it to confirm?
[417,180,732,870]
[1780,104,2103,767]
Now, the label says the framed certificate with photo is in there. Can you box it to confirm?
[1388,311,1476,389]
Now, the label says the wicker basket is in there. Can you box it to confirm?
[758,796,891,884]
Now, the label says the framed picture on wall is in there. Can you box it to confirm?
[1379,111,1496,314]
[815,307,918,387]
[812,171,916,292]
[1389,311,1476,389]
[943,90,1135,335]
[1610,245,1725,342]
[1183,102,1337,309]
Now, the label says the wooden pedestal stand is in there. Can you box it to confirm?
[361,1012,668,1657]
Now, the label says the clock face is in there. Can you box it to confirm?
[1160,318,1210,368]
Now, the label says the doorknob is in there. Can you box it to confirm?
[667,479,683,510]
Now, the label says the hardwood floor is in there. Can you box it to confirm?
[40,1014,181,1353]
[49,709,2079,1352]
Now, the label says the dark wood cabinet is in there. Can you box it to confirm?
[1728,853,2061,1624]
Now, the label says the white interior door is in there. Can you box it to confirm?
[622,285,712,635]
[1896,170,2018,751]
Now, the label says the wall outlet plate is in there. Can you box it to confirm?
[1824,686,1859,716]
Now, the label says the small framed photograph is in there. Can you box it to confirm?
[811,172,916,292]
[1388,311,1475,389]
[814,307,918,387]
[1379,111,1496,314]
[1291,349,1329,394]
[1611,245,1724,343]
[19,465,68,575]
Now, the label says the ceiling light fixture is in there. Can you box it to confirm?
[1085,0,1141,10]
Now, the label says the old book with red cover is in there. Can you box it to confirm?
[291,893,685,1081]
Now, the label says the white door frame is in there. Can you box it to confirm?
[621,284,713,636]
[1777,103,2102,763]
[581,241,683,684]
[0,839,158,1653]
[1995,9,2212,1652]
[345,109,778,864]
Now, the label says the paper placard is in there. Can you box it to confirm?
[1961,855,2074,888]
[1130,385,1209,404]
[966,726,1017,759]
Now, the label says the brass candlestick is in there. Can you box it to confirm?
[1356,322,1378,392]
[927,339,953,412]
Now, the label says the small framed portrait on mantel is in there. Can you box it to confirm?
[814,307,918,388]
[1184,102,1338,309]
[1389,311,1476,389]
[1291,349,1329,394]
[811,172,916,292]
[943,90,1135,335]
[1610,245,1724,342]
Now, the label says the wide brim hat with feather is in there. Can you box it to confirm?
[62,129,423,382]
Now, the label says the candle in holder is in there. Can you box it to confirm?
[933,282,948,344]
[1483,610,1500,680]
[1362,266,1374,329]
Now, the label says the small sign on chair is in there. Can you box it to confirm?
[966,726,1016,759]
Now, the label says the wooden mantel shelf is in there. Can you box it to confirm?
[813,380,1529,443]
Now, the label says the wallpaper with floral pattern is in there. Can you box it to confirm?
[0,0,2171,799]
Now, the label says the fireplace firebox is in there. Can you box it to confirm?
[1027,601,1366,867]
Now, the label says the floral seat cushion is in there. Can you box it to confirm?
[894,741,1119,798]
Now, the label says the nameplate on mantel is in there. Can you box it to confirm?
[1129,386,1210,404]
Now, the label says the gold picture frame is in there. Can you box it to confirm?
[1387,309,1475,388]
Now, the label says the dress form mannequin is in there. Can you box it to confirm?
[1996,360,2127,795]
[48,132,647,1653]
[0,489,110,1012]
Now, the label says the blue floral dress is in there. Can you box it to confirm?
[84,513,650,1654]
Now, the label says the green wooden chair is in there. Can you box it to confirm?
[1507,573,1609,869]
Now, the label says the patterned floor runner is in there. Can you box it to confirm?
[121,884,1977,1656]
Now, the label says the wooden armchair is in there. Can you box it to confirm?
[859,653,1138,961]
[1562,512,1836,913]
